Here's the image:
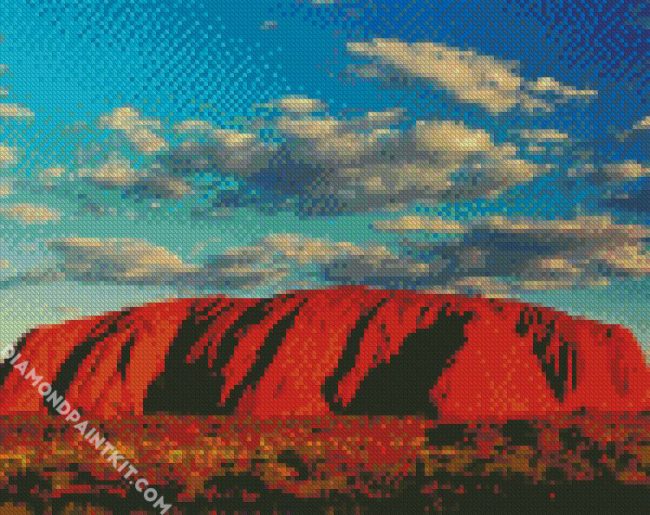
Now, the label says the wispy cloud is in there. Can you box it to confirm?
[99,106,168,154]
[258,95,328,114]
[372,216,466,233]
[515,129,570,142]
[0,103,34,119]
[46,238,199,285]
[0,203,60,224]
[617,114,650,141]
[0,144,18,168]
[204,233,431,290]
[570,161,649,184]
[79,157,192,199]
[3,237,286,291]
[0,182,12,197]
[346,39,597,114]
[0,59,33,120]
[219,233,364,266]
[632,115,650,131]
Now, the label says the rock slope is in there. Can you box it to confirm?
[1,287,648,419]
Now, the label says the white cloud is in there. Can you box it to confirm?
[271,115,544,212]
[632,115,650,131]
[0,103,34,119]
[472,215,649,245]
[0,204,60,224]
[516,129,570,142]
[99,106,167,154]
[438,276,517,297]
[258,233,363,264]
[173,119,215,134]
[569,161,649,183]
[0,182,12,197]
[598,162,649,182]
[80,158,192,199]
[47,238,199,285]
[169,109,545,213]
[526,76,597,100]
[0,144,18,168]
[373,216,467,233]
[515,129,570,156]
[39,167,66,187]
[79,159,140,188]
[273,95,327,114]
[268,215,648,293]
[157,90,550,214]
[172,128,273,176]
[206,234,435,290]
[213,234,364,269]
[134,173,192,199]
[40,237,285,290]
[41,167,66,179]
[412,120,493,157]
[346,38,596,114]
[347,39,526,113]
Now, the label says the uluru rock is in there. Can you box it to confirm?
[1,287,649,419]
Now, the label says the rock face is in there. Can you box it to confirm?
[1,287,649,419]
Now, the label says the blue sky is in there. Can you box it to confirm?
[0,0,648,349]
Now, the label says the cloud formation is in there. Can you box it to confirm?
[31,237,287,291]
[5,213,649,296]
[372,215,466,233]
[570,161,649,184]
[47,238,198,285]
[99,107,168,154]
[0,203,60,224]
[0,61,33,120]
[263,95,328,114]
[632,115,650,131]
[204,233,432,290]
[0,182,12,197]
[618,114,650,140]
[0,144,17,168]
[346,39,597,114]
[80,157,192,199]
[188,217,646,293]
[0,103,34,119]
[401,215,650,290]
[168,100,545,214]
[515,129,570,142]
[201,216,650,293]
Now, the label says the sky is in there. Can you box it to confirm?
[0,0,649,350]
